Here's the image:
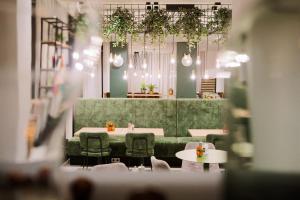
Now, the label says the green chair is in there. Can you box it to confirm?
[206,134,228,151]
[125,133,155,166]
[79,132,111,168]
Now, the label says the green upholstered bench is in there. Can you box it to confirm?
[69,99,227,166]
[66,135,206,160]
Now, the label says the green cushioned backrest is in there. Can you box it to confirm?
[74,99,226,137]
[176,99,226,136]
[125,133,155,153]
[79,132,110,152]
[74,99,136,132]
[206,134,228,151]
[133,99,177,137]
[74,99,177,137]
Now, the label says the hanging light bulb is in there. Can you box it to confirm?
[225,61,241,68]
[123,70,128,80]
[158,73,161,79]
[109,53,114,63]
[145,72,149,77]
[216,59,221,69]
[216,71,231,79]
[181,54,193,67]
[133,71,137,77]
[141,75,145,79]
[142,58,147,69]
[196,55,201,65]
[128,58,134,69]
[170,54,176,64]
[72,52,79,60]
[190,69,196,80]
[113,54,124,67]
[235,53,250,63]
[90,73,95,78]
[75,62,84,71]
[84,59,94,67]
[204,74,209,79]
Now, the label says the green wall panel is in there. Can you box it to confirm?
[176,99,226,136]
[74,99,226,137]
[110,43,128,98]
[176,42,197,98]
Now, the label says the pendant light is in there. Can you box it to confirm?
[109,53,114,63]
[142,33,147,69]
[215,33,231,79]
[113,54,124,67]
[109,34,114,63]
[128,35,134,69]
[72,51,79,60]
[123,70,128,80]
[158,36,161,79]
[203,33,209,79]
[170,34,176,64]
[190,69,196,80]
[196,42,201,65]
[181,54,193,67]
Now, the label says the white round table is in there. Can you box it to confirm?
[175,149,227,164]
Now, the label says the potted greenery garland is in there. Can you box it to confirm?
[140,9,171,43]
[74,13,89,40]
[175,7,206,52]
[103,7,137,47]
[207,7,232,37]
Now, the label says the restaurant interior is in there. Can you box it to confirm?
[1,0,300,199]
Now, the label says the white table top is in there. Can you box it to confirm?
[188,129,227,137]
[74,127,164,137]
[175,149,227,164]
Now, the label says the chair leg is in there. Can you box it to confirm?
[128,158,131,169]
[82,156,85,169]
[86,156,89,169]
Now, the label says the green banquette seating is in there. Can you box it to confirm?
[66,99,227,165]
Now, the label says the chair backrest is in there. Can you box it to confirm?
[206,134,228,151]
[151,156,170,171]
[91,163,128,172]
[79,132,110,152]
[125,133,155,156]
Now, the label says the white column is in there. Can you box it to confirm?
[0,0,31,162]
[248,4,300,172]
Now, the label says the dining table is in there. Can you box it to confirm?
[188,129,227,137]
[176,149,227,164]
[74,127,164,137]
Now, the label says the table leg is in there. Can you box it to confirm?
[204,163,209,171]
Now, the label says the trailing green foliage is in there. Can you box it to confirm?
[103,7,137,47]
[175,7,206,52]
[207,7,232,35]
[74,13,89,38]
[140,9,171,43]
[102,7,232,48]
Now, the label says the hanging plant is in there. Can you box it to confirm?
[140,9,172,43]
[175,7,206,52]
[74,13,89,39]
[207,7,232,35]
[103,7,137,47]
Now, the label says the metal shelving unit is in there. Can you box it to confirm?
[38,17,74,97]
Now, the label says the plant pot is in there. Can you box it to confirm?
[149,90,154,95]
